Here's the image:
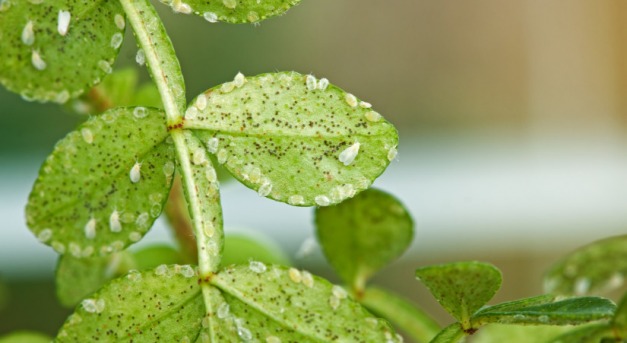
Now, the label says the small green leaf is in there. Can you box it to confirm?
[415,262,502,328]
[211,264,402,342]
[0,331,51,343]
[472,297,615,326]
[315,188,413,291]
[361,286,440,343]
[26,107,174,257]
[55,265,204,342]
[221,233,291,267]
[472,324,570,343]
[186,72,398,207]
[0,1,126,103]
[544,235,627,296]
[158,0,301,24]
[429,323,465,343]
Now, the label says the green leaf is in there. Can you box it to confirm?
[361,286,440,343]
[210,264,402,342]
[546,323,614,343]
[221,233,291,267]
[472,297,615,326]
[315,188,413,291]
[0,331,51,343]
[158,0,301,24]
[0,0,126,103]
[26,107,174,257]
[611,292,627,337]
[544,235,627,296]
[55,265,204,342]
[415,262,502,328]
[473,294,556,315]
[472,324,570,343]
[429,323,465,343]
[186,72,398,207]
[56,245,183,307]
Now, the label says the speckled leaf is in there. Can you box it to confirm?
[473,294,556,315]
[415,262,502,328]
[158,0,301,24]
[186,72,398,207]
[55,264,203,342]
[221,233,291,267]
[316,188,413,291]
[210,264,402,342]
[56,245,183,307]
[472,297,615,326]
[0,0,126,103]
[544,235,627,296]
[0,331,51,343]
[26,107,175,257]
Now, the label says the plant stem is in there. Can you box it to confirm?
[164,176,198,263]
[119,0,186,125]
[430,323,465,343]
[361,286,441,343]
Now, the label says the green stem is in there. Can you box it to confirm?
[361,286,441,343]
[430,323,466,343]
[119,0,186,125]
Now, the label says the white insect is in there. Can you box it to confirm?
[129,161,142,183]
[21,20,34,46]
[203,12,218,23]
[135,49,146,66]
[345,93,358,107]
[306,74,317,91]
[57,10,71,36]
[109,210,122,232]
[233,72,246,88]
[84,217,97,239]
[338,142,360,166]
[31,50,46,70]
[317,78,329,90]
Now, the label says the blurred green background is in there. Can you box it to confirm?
[3,0,627,339]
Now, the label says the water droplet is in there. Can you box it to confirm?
[257,181,272,197]
[195,94,207,110]
[180,265,195,278]
[302,271,314,288]
[110,210,122,232]
[574,277,590,295]
[338,142,360,166]
[266,336,281,343]
[387,146,398,161]
[31,50,46,70]
[288,195,305,206]
[318,78,329,90]
[288,268,302,283]
[37,228,53,243]
[135,49,145,66]
[114,14,125,30]
[110,32,123,49]
[21,20,34,46]
[57,10,71,36]
[365,111,382,122]
[129,231,142,242]
[315,195,330,206]
[84,217,96,239]
[221,81,235,93]
[207,137,219,154]
[359,101,372,108]
[223,0,237,9]
[249,261,267,273]
[233,72,246,88]
[217,302,230,319]
[345,93,358,107]
[98,60,112,74]
[306,74,317,91]
[217,149,228,164]
[129,162,142,183]
[81,128,94,144]
[203,11,218,23]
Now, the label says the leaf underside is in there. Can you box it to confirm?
[158,0,301,24]
[186,71,398,207]
[415,261,502,325]
[0,0,125,103]
[57,264,401,342]
[316,188,413,289]
[544,235,627,296]
[26,107,174,257]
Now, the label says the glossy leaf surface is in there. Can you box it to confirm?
[415,262,502,327]
[186,72,398,207]
[0,0,125,103]
[27,107,174,257]
[316,188,413,290]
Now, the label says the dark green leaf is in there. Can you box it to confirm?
[415,262,502,328]
[221,233,290,267]
[472,297,615,326]
[26,107,174,257]
[0,331,51,343]
[158,0,301,24]
[0,0,125,103]
[186,72,398,207]
[56,264,204,342]
[361,286,440,343]
[210,264,402,342]
[474,294,556,315]
[316,188,413,291]
[544,235,627,296]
